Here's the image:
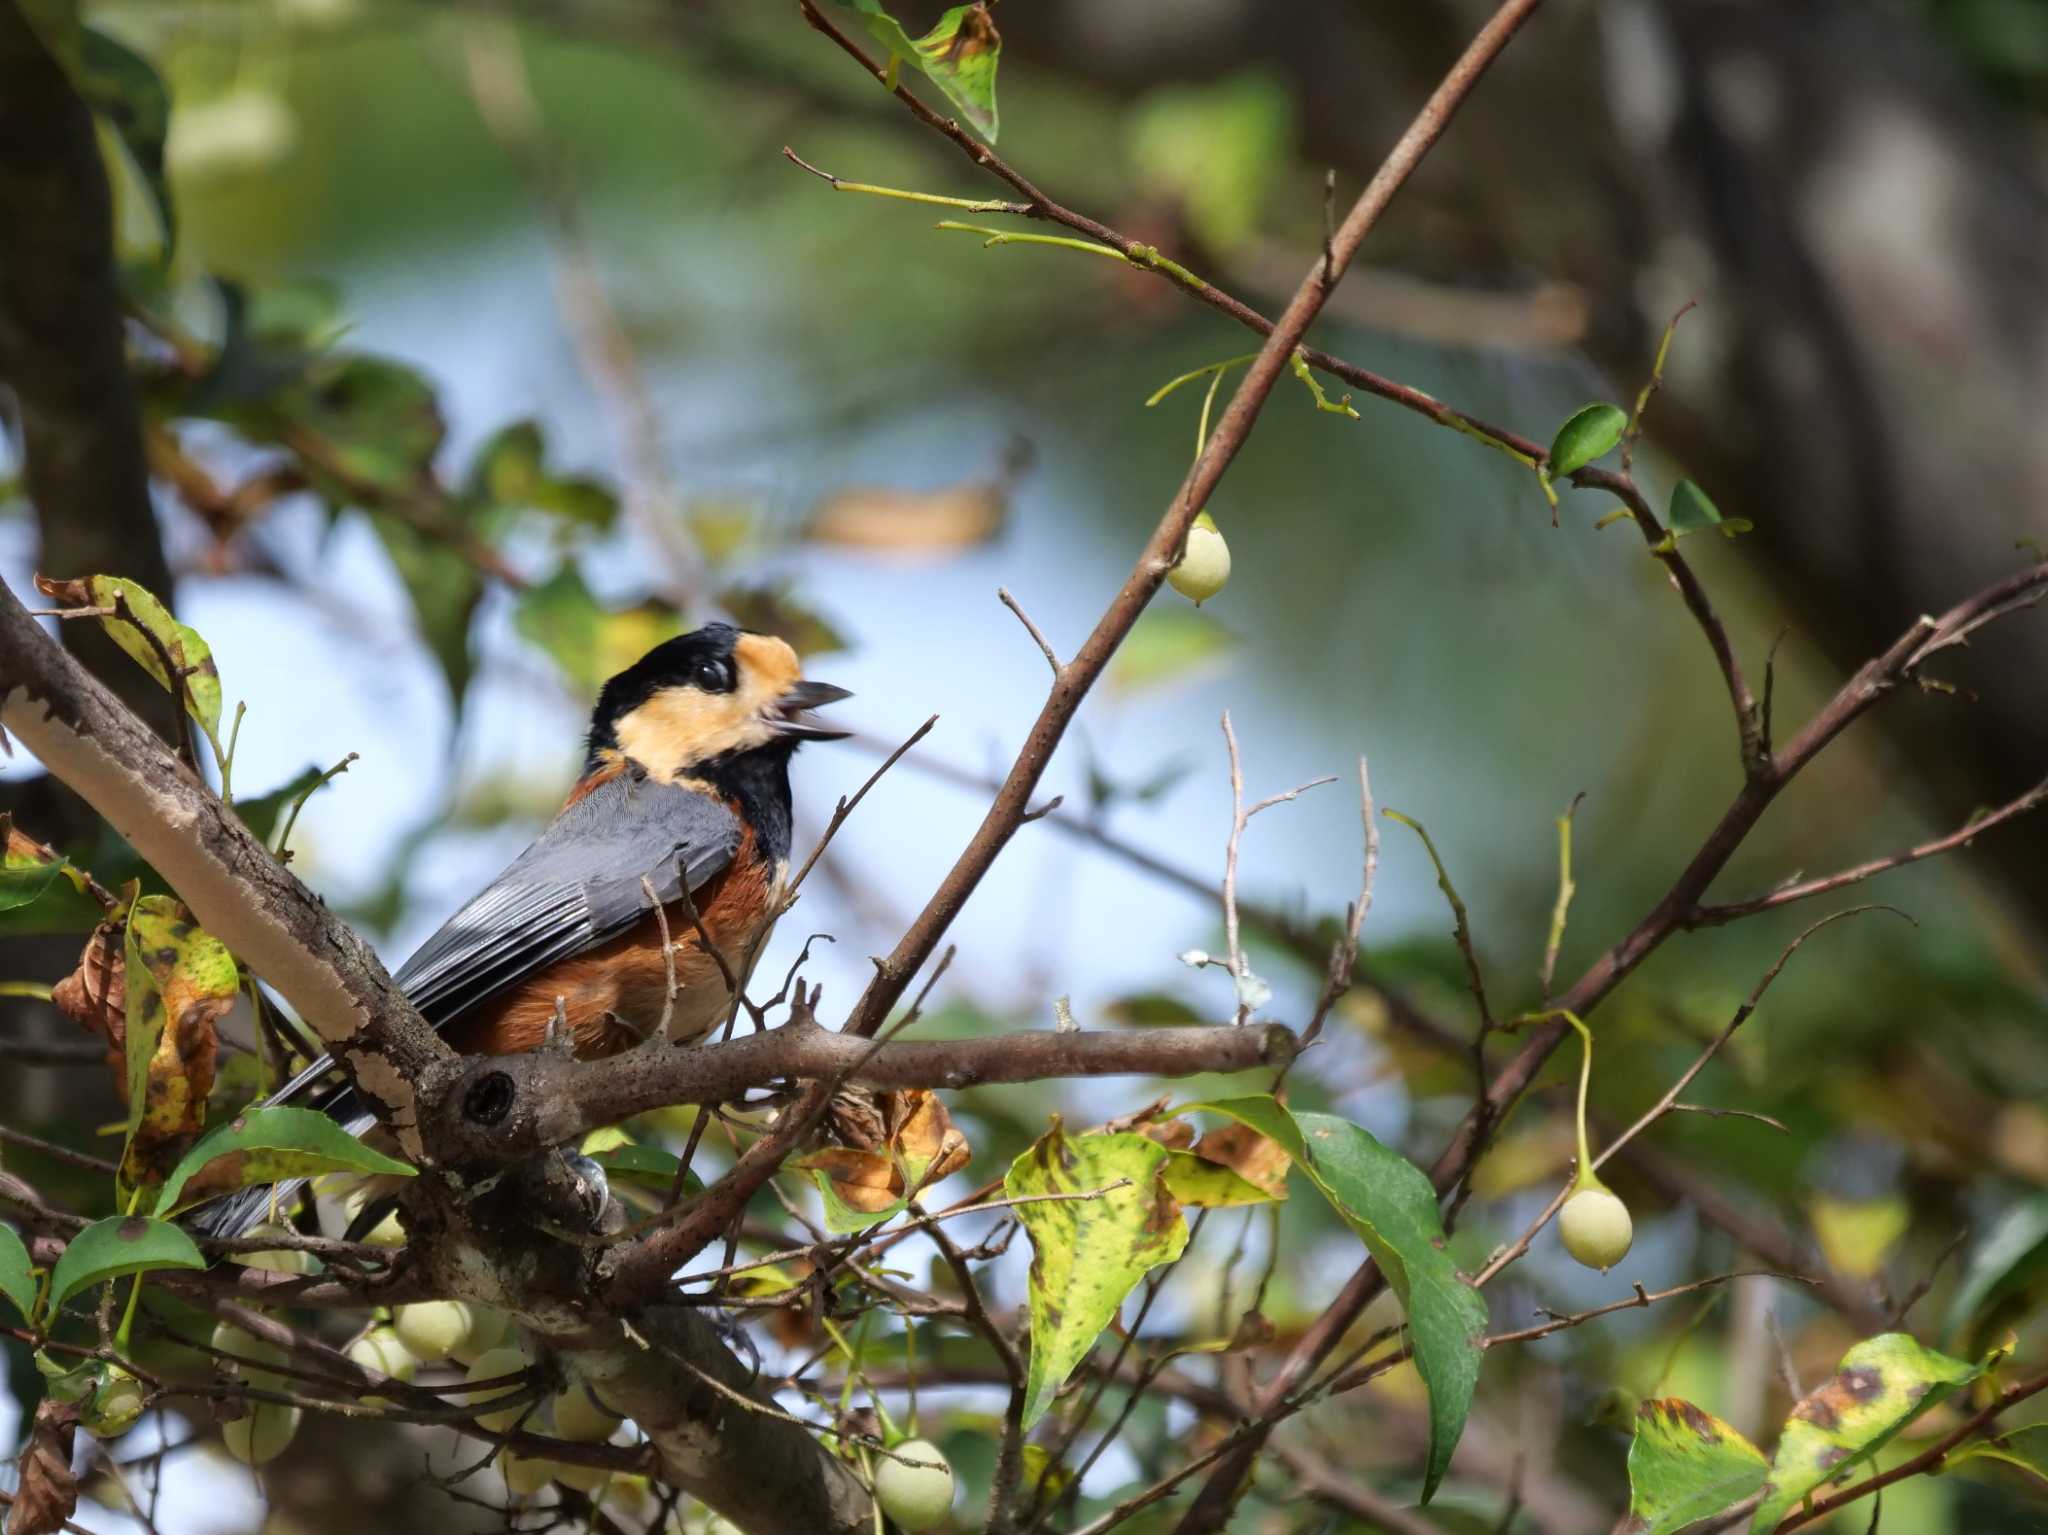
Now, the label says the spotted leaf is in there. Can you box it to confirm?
[1005,1122,1188,1429]
[119,895,234,1197]
[1751,1333,1989,1531]
[1621,1398,1769,1534]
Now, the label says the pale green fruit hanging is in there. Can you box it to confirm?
[393,1299,475,1363]
[873,1438,955,1532]
[464,1344,533,1432]
[1167,511,1231,605]
[235,1222,316,1274]
[1558,1184,1634,1272]
[450,1303,512,1365]
[502,1451,554,1498]
[223,1404,302,1465]
[551,1382,623,1442]
[81,1367,146,1440]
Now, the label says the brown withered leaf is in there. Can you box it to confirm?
[807,481,1005,555]
[1193,1121,1291,1200]
[118,896,234,1192]
[796,1147,904,1215]
[888,1089,971,1188]
[1134,1118,1197,1151]
[6,1398,79,1535]
[797,1089,972,1228]
[825,1085,888,1152]
[50,921,126,1076]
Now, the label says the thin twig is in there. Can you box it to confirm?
[784,715,938,904]
[998,587,1062,676]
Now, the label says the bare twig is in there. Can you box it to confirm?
[1299,757,1376,1052]
[1689,777,2048,926]
[784,715,938,903]
[807,0,1549,1062]
[998,588,1062,676]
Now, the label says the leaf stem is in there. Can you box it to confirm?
[932,222,1127,260]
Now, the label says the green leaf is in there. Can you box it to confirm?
[370,515,482,706]
[1751,1333,1990,1532]
[1944,1423,2048,1489]
[716,584,850,659]
[38,575,222,741]
[0,1222,36,1323]
[514,564,682,697]
[1181,1097,1486,1502]
[1620,1398,1770,1535]
[837,0,1001,141]
[1548,403,1629,478]
[1663,479,1754,544]
[78,28,173,259]
[1004,1122,1189,1429]
[587,1142,703,1196]
[470,418,619,530]
[1944,1191,2048,1357]
[121,894,238,1196]
[1126,72,1291,255]
[0,836,66,915]
[48,1215,204,1312]
[1160,1149,1278,1208]
[1107,609,1229,694]
[1102,992,1204,1027]
[156,1105,415,1216]
[287,354,445,496]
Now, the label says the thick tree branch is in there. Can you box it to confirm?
[433,1016,1295,1167]
[0,579,450,1153]
[0,5,181,746]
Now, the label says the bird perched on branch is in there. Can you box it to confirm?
[196,623,851,1238]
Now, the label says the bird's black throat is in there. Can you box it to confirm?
[696,742,796,865]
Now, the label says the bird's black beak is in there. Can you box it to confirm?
[772,679,854,741]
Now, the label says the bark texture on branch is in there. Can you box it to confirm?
[431,1016,1296,1169]
[0,578,450,1154]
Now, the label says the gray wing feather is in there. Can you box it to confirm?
[257,770,741,1111]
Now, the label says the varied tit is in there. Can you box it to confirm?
[195,624,850,1238]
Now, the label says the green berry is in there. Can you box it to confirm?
[1559,1185,1634,1272]
[463,1344,533,1432]
[392,1300,474,1363]
[551,1382,623,1442]
[81,1366,146,1440]
[236,1222,316,1275]
[502,1451,554,1497]
[873,1438,955,1531]
[223,1403,301,1465]
[1167,511,1231,605]
[450,1303,511,1365]
[211,1321,290,1388]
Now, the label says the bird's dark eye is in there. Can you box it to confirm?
[693,657,737,693]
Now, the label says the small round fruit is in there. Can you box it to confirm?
[236,1223,316,1275]
[393,1300,475,1363]
[463,1344,533,1432]
[347,1327,417,1387]
[1167,512,1231,605]
[873,1438,955,1532]
[223,1403,302,1465]
[502,1451,554,1498]
[550,1460,609,1493]
[211,1321,290,1388]
[1559,1185,1634,1272]
[81,1367,146,1440]
[551,1382,622,1443]
[343,1192,407,1248]
[450,1304,511,1365]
